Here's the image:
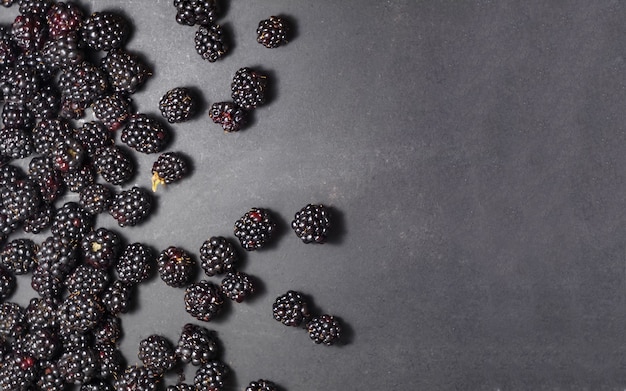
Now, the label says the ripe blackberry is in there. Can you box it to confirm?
[1,178,42,221]
[0,163,23,187]
[115,242,154,285]
[0,353,38,390]
[15,327,61,360]
[25,296,59,330]
[60,96,87,119]
[2,101,35,129]
[157,246,195,288]
[93,314,122,345]
[199,236,238,276]
[151,152,188,191]
[81,378,116,391]
[0,265,16,300]
[108,186,152,227]
[257,16,289,48]
[64,264,110,295]
[28,155,65,203]
[100,280,132,315]
[0,301,26,338]
[80,227,121,270]
[233,207,276,251]
[46,1,84,40]
[121,113,169,154]
[36,359,66,391]
[36,235,79,275]
[74,121,114,156]
[79,183,113,215]
[94,145,134,185]
[15,48,56,82]
[194,24,228,63]
[93,342,123,379]
[11,13,47,51]
[41,33,84,69]
[208,101,247,133]
[159,87,195,123]
[184,280,224,322]
[92,93,132,131]
[31,118,73,155]
[246,379,280,391]
[306,314,342,345]
[230,67,267,110]
[138,334,176,375]
[220,271,254,303]
[173,0,218,26]
[101,49,151,94]
[58,61,108,106]
[193,360,229,391]
[59,329,94,351]
[175,323,219,366]
[1,238,38,274]
[31,266,64,298]
[291,204,331,244]
[272,290,311,327]
[62,162,96,193]
[0,126,34,159]
[51,201,93,241]
[57,346,97,384]
[51,137,85,173]
[58,292,104,333]
[1,63,40,104]
[26,82,61,119]
[80,11,129,51]
[114,365,160,391]
[18,0,53,16]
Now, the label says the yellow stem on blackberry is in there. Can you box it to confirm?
[151,172,165,192]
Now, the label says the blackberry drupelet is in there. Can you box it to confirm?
[233,207,276,251]
[26,82,60,119]
[101,49,151,94]
[100,279,132,315]
[58,292,104,333]
[114,365,160,391]
[74,121,114,156]
[1,238,38,274]
[1,178,42,221]
[94,145,134,185]
[80,227,121,270]
[193,360,229,391]
[272,290,311,327]
[2,101,35,129]
[220,271,254,303]
[51,137,85,173]
[28,155,65,203]
[115,242,154,285]
[256,16,289,48]
[0,126,34,159]
[92,93,132,131]
[64,264,110,295]
[57,345,97,384]
[159,87,195,123]
[184,280,224,322]
[138,334,176,375]
[151,151,188,191]
[291,203,331,244]
[121,113,169,154]
[80,11,129,51]
[11,13,47,51]
[31,118,73,155]
[173,0,218,26]
[157,246,195,288]
[58,61,108,106]
[108,186,152,227]
[62,162,96,193]
[194,24,228,62]
[246,379,280,391]
[306,314,342,345]
[199,236,238,276]
[46,1,84,40]
[208,101,247,133]
[50,201,93,241]
[0,265,16,300]
[79,183,113,215]
[230,67,267,110]
[175,323,219,366]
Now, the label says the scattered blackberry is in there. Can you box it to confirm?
[81,378,116,391]
[230,67,268,110]
[199,236,238,276]
[173,0,218,26]
[100,280,132,315]
[79,183,113,215]
[80,227,121,270]
[306,314,342,345]
[64,264,110,295]
[57,346,97,384]
[121,113,169,154]
[36,359,66,391]
[138,334,176,374]
[114,365,160,391]
[92,93,132,131]
[184,280,224,322]
[80,11,129,51]
[0,302,26,338]
[28,155,65,203]
[50,201,93,241]
[18,0,53,16]
[246,379,280,391]
[62,161,96,193]
[31,118,73,155]
[25,296,59,330]
[233,207,276,251]
[0,63,40,104]
[101,49,151,94]
[46,1,84,40]
[15,327,61,360]
[151,151,188,191]
[291,204,331,244]
[0,238,38,274]
[2,101,35,129]
[108,186,152,227]
[208,101,247,133]
[257,16,289,48]
[58,61,109,106]
[159,87,195,123]
[51,137,86,173]
[94,145,134,185]
[1,178,42,221]
[272,290,311,327]
[157,246,195,288]
[93,342,123,379]
[0,126,34,159]
[25,82,61,119]
[115,242,154,285]
[0,265,16,300]
[167,384,196,391]
[41,33,84,69]
[220,271,254,303]
[193,360,229,391]
[58,292,104,333]
[11,13,47,51]
[74,121,114,156]
[175,323,219,366]
[194,24,228,62]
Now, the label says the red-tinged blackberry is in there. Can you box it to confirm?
[80,12,129,52]
[230,67,268,110]
[167,384,196,391]
[115,242,154,286]
[58,61,108,106]
[35,235,78,281]
[0,353,38,390]
[291,204,331,244]
[121,113,169,154]
[79,183,113,215]
[57,346,97,384]
[220,271,254,303]
[272,290,311,327]
[246,379,280,391]
[58,292,104,333]
[138,334,176,375]
[157,246,195,288]
[159,87,196,123]
[108,186,152,227]
[15,327,61,360]
[256,16,289,49]
[18,0,53,16]
[31,118,73,155]
[74,121,114,156]
[306,314,342,345]
[93,342,123,380]
[94,145,134,186]
[62,162,95,193]
[11,13,47,52]
[193,360,229,391]
[1,178,42,221]
[175,323,219,366]
[25,82,61,119]
[36,359,66,391]
[208,101,247,133]
[0,63,40,104]
[184,280,224,322]
[100,280,132,315]
[151,151,188,191]
[173,0,218,26]
[194,24,228,63]
[0,265,16,300]
[80,227,121,270]
[25,296,59,330]
[46,1,84,40]
[51,201,93,241]
[0,126,34,159]
[1,238,38,274]
[101,49,151,94]
[233,207,276,251]
[51,137,85,173]
[31,266,64,298]
[64,264,110,295]
[199,236,238,277]
[41,33,85,70]
[0,302,26,338]
[81,378,115,391]
[114,365,161,391]
[2,101,35,129]
[28,155,65,203]
[92,93,132,131]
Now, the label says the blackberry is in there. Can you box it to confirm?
[93,314,122,345]
[59,329,94,351]
[114,365,160,391]
[62,162,96,193]
[173,0,218,26]
[0,353,38,390]
[94,145,134,185]
[101,49,151,94]
[0,126,34,159]
[36,235,78,276]
[100,280,132,315]
[272,290,311,327]
[220,271,254,303]
[25,82,60,119]
[0,210,19,237]
[159,87,195,123]
[208,101,247,133]
[58,61,108,106]
[14,48,56,82]
[31,118,73,155]
[256,16,289,49]
[46,1,84,40]
[121,113,169,154]
[193,360,229,391]
[2,101,35,129]
[80,12,129,52]
[36,359,66,391]
[194,24,228,63]
[199,236,238,276]
[25,296,59,330]
[233,207,276,251]
[64,264,110,295]
[0,302,26,338]
[0,26,17,67]
[108,186,152,227]
[41,33,84,69]
[167,384,196,391]
[230,67,267,110]
[175,323,219,366]
[28,155,65,203]
[57,346,97,384]
[79,183,113,215]
[58,292,104,333]
[93,342,123,379]
[0,163,23,187]
[138,334,176,374]
[92,93,132,131]
[246,379,280,391]
[184,280,224,322]
[0,0,13,7]
[74,121,114,156]
[18,0,53,16]
[15,327,61,360]
[1,238,38,274]
[60,96,87,119]
[11,13,47,52]
[0,63,40,104]
[0,265,16,300]
[51,137,86,173]
[157,246,195,288]
[306,314,342,345]
[115,242,154,286]
[291,204,331,244]
[31,266,64,298]
[1,178,42,221]
[50,201,93,241]
[80,227,121,270]
[151,152,188,191]
[81,378,115,391]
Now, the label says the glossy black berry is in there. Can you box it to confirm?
[92,342,123,380]
[64,264,110,295]
[51,137,85,173]
[114,365,160,391]
[220,271,254,303]
[306,314,342,345]
[121,113,169,154]
[175,323,219,366]
[272,290,311,327]
[57,345,98,384]
[199,236,238,276]
[0,265,16,300]
[291,204,331,244]
[230,67,267,110]
[256,16,289,48]
[25,296,59,331]
[159,87,195,123]
[184,280,224,322]
[79,183,113,215]
[46,1,84,40]
[194,24,227,62]
[246,379,280,391]
[58,61,108,106]
[80,11,129,51]
[108,186,152,227]
[101,49,151,94]
[28,155,65,203]
[157,246,194,288]
[74,121,114,156]
[0,126,34,159]
[94,146,134,185]
[209,101,247,133]
[31,118,73,155]
[151,152,188,191]
[138,334,176,375]
[173,0,218,26]
[80,227,121,270]
[62,162,96,193]
[193,360,229,391]
[22,202,55,234]
[233,208,276,251]
[100,279,132,316]
[1,178,42,221]
[92,93,132,131]
[115,242,154,285]
[50,201,93,241]
[0,238,38,274]
[58,292,104,333]
[11,13,47,52]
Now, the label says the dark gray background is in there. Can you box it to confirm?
[3,1,626,389]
